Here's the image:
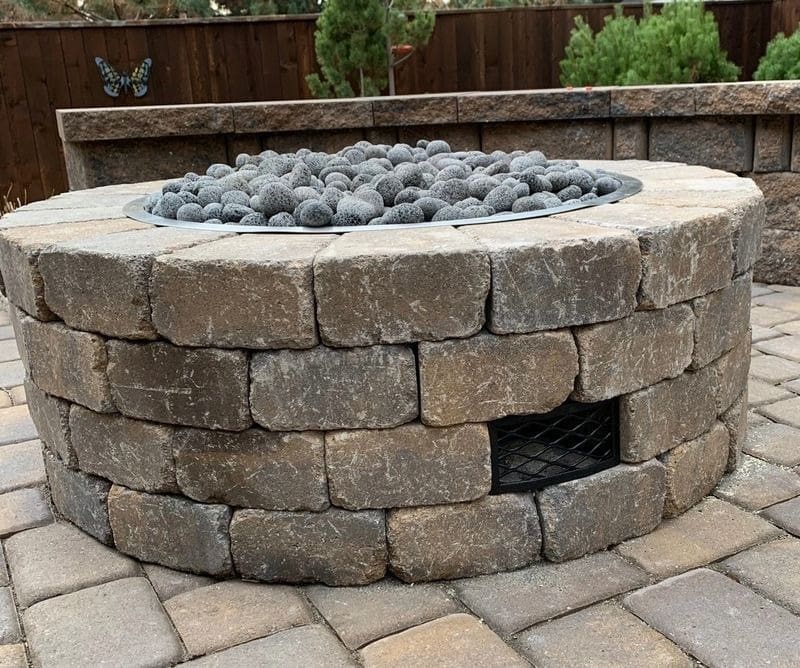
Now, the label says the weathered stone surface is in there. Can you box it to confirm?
[661,422,729,517]
[755,228,800,286]
[250,345,417,431]
[315,228,489,346]
[619,367,716,462]
[4,522,140,608]
[23,379,74,465]
[695,82,800,114]
[108,485,232,576]
[0,440,45,493]
[749,352,800,382]
[359,614,528,668]
[573,305,694,402]
[721,390,747,471]
[233,99,373,132]
[691,274,752,369]
[397,123,481,151]
[70,406,177,493]
[649,117,754,172]
[749,377,792,406]
[617,497,782,577]
[142,564,214,602]
[107,340,250,430]
[373,95,457,126]
[710,333,751,414]
[152,234,333,349]
[14,313,114,412]
[39,228,227,339]
[0,587,20,644]
[231,507,387,585]
[760,395,800,428]
[481,120,612,159]
[610,85,695,116]
[453,551,648,635]
[0,487,52,538]
[326,423,490,510]
[306,579,460,650]
[23,577,184,668]
[753,116,792,172]
[715,454,800,510]
[387,494,540,582]
[0,219,144,320]
[613,119,648,159]
[750,304,797,327]
[0,546,6,586]
[517,603,691,668]
[466,220,639,334]
[0,362,23,392]
[0,405,35,448]
[755,333,800,363]
[623,568,800,667]
[174,427,328,511]
[164,581,314,657]
[762,496,800,536]
[538,461,665,561]
[744,421,800,466]
[419,331,578,426]
[0,645,26,668]
[755,290,800,312]
[458,89,609,122]
[45,450,111,543]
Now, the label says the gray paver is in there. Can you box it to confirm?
[760,396,800,428]
[624,568,800,668]
[744,422,800,466]
[0,645,26,668]
[0,588,20,644]
[754,291,800,313]
[0,488,52,537]
[4,523,141,608]
[749,354,800,382]
[453,551,648,635]
[756,335,800,362]
[0,440,45,493]
[0,407,37,447]
[776,319,800,336]
[748,378,793,406]
[23,577,183,668]
[713,454,800,510]
[762,496,800,536]
[0,549,6,586]
[0,363,23,391]
[143,564,214,602]
[0,342,19,365]
[0,328,12,342]
[6,388,23,407]
[515,603,691,668]
[750,306,797,327]
[306,578,461,650]
[751,324,782,343]
[164,580,314,657]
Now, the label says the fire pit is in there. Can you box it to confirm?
[0,157,762,586]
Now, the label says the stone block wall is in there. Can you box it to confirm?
[1,162,761,585]
[57,82,800,285]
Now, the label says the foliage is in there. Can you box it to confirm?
[441,0,563,7]
[307,0,435,98]
[218,0,322,14]
[754,27,800,80]
[560,1,739,87]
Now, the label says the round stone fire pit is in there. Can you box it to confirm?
[0,160,762,586]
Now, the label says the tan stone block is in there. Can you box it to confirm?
[325,422,491,510]
[573,305,694,402]
[691,274,751,369]
[152,234,333,349]
[753,116,792,172]
[106,340,250,431]
[731,192,766,276]
[419,331,578,426]
[481,120,612,159]
[250,345,417,431]
[755,228,800,286]
[751,172,800,231]
[610,85,695,117]
[620,367,717,463]
[372,95,457,126]
[613,119,648,159]
[720,390,747,472]
[315,228,488,347]
[458,89,609,122]
[387,494,541,582]
[649,118,754,172]
[466,219,639,334]
[661,422,729,517]
[39,227,228,340]
[693,82,800,115]
[24,379,74,466]
[174,427,328,511]
[233,99,373,133]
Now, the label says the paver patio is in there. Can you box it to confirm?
[0,284,798,667]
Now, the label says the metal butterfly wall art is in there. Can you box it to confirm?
[94,57,153,98]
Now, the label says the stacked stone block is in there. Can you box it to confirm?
[0,161,762,585]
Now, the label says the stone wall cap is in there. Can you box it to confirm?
[457,88,610,123]
[157,233,337,264]
[315,226,482,259]
[233,99,374,134]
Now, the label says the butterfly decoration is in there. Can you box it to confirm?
[94,57,153,98]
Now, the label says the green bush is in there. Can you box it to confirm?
[560,1,739,87]
[755,28,800,80]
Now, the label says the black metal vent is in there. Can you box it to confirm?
[489,399,619,493]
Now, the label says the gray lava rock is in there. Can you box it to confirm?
[580,192,599,202]
[431,179,469,205]
[332,211,368,227]
[557,185,583,202]
[455,197,483,209]
[256,182,299,217]
[337,197,376,225]
[387,145,414,165]
[176,203,206,222]
[394,187,423,205]
[383,203,425,225]
[286,162,313,188]
[566,168,595,194]
[162,180,184,194]
[431,205,467,221]
[484,185,517,212]
[152,192,183,219]
[221,203,254,223]
[437,164,468,181]
[375,175,404,207]
[197,186,224,207]
[467,177,501,200]
[415,197,450,220]
[546,171,569,192]
[596,176,621,195]
[206,163,234,179]
[220,190,251,208]
[395,162,424,188]
[426,140,451,157]
[513,182,530,199]
[296,200,334,227]
[354,188,385,217]
[268,212,296,227]
[239,213,268,226]
[462,205,496,219]
[321,187,345,211]
[203,202,223,220]
[294,186,320,203]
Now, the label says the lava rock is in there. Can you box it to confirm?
[395,187,423,205]
[426,140,451,157]
[431,179,469,205]
[268,212,296,227]
[337,197,376,225]
[197,186,224,207]
[220,190,251,208]
[596,176,622,195]
[415,196,450,220]
[557,185,583,202]
[432,206,467,221]
[152,192,183,219]
[176,203,206,222]
[484,185,517,212]
[239,212,268,226]
[221,203,254,223]
[256,182,298,217]
[383,203,425,225]
[296,200,334,227]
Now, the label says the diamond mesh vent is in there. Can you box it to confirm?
[489,399,619,493]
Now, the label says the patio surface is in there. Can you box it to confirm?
[1,284,799,667]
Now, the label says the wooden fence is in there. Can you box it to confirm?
[1,0,798,202]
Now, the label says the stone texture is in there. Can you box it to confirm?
[516,603,691,668]
[314,228,489,346]
[0,487,52,537]
[481,120,612,160]
[39,227,228,340]
[14,313,114,412]
[0,645,25,668]
[418,331,578,426]
[0,549,6,586]
[661,422,730,517]
[695,82,800,115]
[749,375,789,407]
[250,345,417,431]
[306,579,460,650]
[762,496,800,536]
[4,522,140,608]
[649,117,754,172]
[613,119,648,159]
[755,229,800,286]
[387,494,540,582]
[573,305,694,402]
[617,497,782,577]
[465,219,639,334]
[230,507,386,585]
[23,577,184,668]
[325,423,490,510]
[0,440,44,493]
[0,588,20,644]
[152,234,333,349]
[749,353,800,382]
[108,485,232,576]
[760,395,800,427]
[45,450,111,543]
[174,427,328,511]
[142,564,214,602]
[750,304,798,326]
[714,454,800,510]
[623,568,800,668]
[721,391,748,471]
[453,551,648,635]
[610,85,695,116]
[70,406,177,493]
[0,406,35,448]
[373,95,457,126]
[23,379,74,465]
[619,367,716,462]
[755,334,800,362]
[107,340,251,430]
[233,99,373,133]
[0,363,23,392]
[755,290,800,312]
[359,614,528,668]
[458,89,609,122]
[537,461,666,561]
[710,334,751,413]
[164,581,314,657]
[753,116,792,172]
[691,275,752,368]
[744,422,800,466]
[752,172,800,230]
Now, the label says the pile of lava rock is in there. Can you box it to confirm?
[143,140,621,228]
